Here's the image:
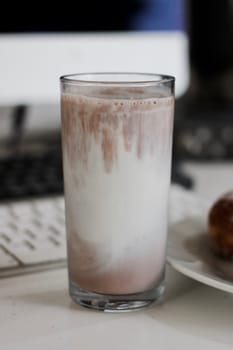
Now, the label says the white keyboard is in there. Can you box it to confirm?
[0,196,66,278]
[0,186,209,278]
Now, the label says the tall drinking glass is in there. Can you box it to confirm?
[60,73,175,312]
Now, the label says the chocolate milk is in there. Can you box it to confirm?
[61,92,174,295]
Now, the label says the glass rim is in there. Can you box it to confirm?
[60,72,175,86]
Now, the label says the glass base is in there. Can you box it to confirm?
[69,281,165,312]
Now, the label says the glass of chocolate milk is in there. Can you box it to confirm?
[60,73,175,312]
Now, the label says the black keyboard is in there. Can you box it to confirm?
[174,98,233,161]
[0,150,64,201]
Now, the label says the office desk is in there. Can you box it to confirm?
[0,101,232,348]
[0,265,232,350]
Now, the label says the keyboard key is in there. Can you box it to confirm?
[0,246,19,268]
[6,244,66,265]
[0,196,66,273]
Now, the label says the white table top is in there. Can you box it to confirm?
[0,262,232,349]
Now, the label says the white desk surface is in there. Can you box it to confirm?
[0,265,232,350]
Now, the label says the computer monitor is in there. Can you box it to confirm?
[0,32,189,105]
[0,0,188,105]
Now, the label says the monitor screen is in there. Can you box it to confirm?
[0,0,188,105]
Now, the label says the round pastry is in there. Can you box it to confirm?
[208,191,233,259]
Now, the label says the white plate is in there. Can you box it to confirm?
[167,217,233,294]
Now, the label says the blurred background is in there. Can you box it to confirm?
[0,0,233,202]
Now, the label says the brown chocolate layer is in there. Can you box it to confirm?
[61,94,174,172]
